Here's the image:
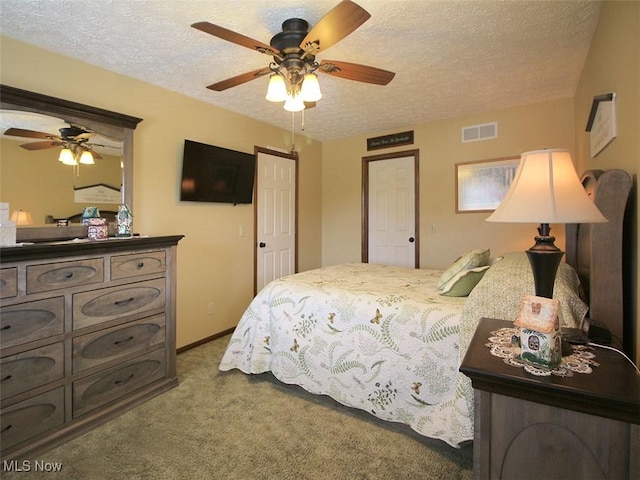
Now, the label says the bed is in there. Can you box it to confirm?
[219,169,632,447]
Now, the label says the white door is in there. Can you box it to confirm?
[255,149,297,293]
[366,154,418,267]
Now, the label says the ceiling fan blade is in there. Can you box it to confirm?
[4,127,53,140]
[301,0,371,54]
[20,140,63,151]
[318,60,395,85]
[192,22,280,57]
[88,150,102,160]
[207,67,272,91]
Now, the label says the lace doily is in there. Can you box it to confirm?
[486,327,599,377]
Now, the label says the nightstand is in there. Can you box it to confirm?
[460,318,640,480]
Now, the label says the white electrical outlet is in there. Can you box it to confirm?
[207,302,215,315]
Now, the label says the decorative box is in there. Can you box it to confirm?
[514,295,562,368]
[87,217,108,240]
[81,206,101,226]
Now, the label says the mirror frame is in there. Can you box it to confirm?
[1,85,142,242]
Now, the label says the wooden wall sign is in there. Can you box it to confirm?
[367,131,414,151]
[74,183,121,204]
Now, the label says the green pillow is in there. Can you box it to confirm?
[440,265,490,297]
[437,248,490,289]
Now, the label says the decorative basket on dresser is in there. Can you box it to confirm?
[0,235,183,460]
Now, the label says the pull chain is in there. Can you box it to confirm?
[290,111,296,154]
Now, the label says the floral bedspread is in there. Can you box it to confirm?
[219,263,473,446]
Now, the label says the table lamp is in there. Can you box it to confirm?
[486,149,607,299]
[10,209,34,226]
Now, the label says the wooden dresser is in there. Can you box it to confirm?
[0,235,183,460]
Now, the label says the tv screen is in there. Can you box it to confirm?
[180,140,256,204]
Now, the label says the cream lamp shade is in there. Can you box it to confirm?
[10,209,34,226]
[486,149,606,224]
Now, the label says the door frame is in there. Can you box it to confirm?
[362,149,420,267]
[253,146,299,295]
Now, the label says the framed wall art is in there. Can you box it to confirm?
[455,157,520,213]
[586,92,617,158]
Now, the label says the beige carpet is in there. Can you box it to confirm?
[3,335,473,480]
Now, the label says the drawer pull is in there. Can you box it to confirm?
[1,324,11,330]
[1,424,12,433]
[136,262,145,269]
[114,373,134,385]
[1,374,12,382]
[64,271,74,279]
[114,336,135,346]
[114,297,135,307]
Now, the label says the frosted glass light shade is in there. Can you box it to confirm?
[300,73,322,102]
[486,149,607,224]
[58,148,77,165]
[265,74,288,102]
[284,94,305,112]
[79,150,95,165]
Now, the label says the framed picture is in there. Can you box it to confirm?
[586,93,617,158]
[455,157,520,213]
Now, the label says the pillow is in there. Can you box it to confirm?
[438,248,490,289]
[440,265,490,297]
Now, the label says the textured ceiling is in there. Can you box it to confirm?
[0,0,601,142]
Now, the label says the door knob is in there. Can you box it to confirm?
[409,237,415,243]
[259,242,266,248]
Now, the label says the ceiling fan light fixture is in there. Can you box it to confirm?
[59,148,77,165]
[265,74,288,102]
[79,150,95,165]
[300,73,322,102]
[284,94,305,112]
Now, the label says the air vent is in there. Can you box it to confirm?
[461,122,498,143]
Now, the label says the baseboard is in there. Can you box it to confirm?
[177,327,235,354]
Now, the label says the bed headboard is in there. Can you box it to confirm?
[565,169,632,353]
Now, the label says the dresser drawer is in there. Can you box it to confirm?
[73,314,166,373]
[73,278,166,330]
[111,251,166,280]
[72,348,166,418]
[1,342,64,399]
[1,387,65,451]
[27,258,104,294]
[0,297,65,349]
[0,268,17,298]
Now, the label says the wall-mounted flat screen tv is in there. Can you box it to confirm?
[180,139,256,204]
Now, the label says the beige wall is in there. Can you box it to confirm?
[322,98,576,269]
[0,36,323,349]
[573,1,639,362]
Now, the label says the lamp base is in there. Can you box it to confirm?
[526,224,564,299]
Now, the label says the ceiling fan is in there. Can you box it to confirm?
[192,0,395,112]
[4,124,105,164]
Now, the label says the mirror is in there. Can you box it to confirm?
[0,85,142,241]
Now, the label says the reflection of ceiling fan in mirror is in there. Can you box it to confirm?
[4,124,111,165]
[192,0,395,112]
